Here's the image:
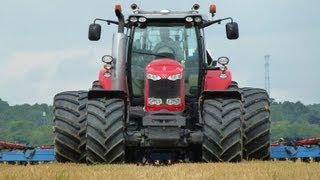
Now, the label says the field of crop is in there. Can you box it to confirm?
[1,161,320,180]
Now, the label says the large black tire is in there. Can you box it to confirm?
[228,81,239,89]
[202,98,243,162]
[86,98,126,164]
[91,80,102,90]
[242,87,271,160]
[53,91,88,162]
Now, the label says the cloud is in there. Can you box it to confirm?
[0,48,105,105]
[1,0,320,105]
[204,20,320,104]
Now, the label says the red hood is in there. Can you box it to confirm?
[145,59,183,78]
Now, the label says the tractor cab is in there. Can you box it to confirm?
[88,3,239,113]
[125,4,238,112]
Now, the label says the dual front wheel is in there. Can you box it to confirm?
[202,98,243,162]
[201,87,271,162]
[86,98,125,164]
[54,91,126,164]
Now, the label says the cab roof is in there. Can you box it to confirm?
[128,9,209,22]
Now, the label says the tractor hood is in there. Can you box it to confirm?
[144,59,185,112]
[145,59,183,79]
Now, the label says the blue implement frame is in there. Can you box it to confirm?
[271,145,320,159]
[1,145,319,162]
[0,148,54,163]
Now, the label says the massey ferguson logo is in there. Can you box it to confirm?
[161,74,167,79]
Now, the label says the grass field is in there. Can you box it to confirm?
[1,161,320,180]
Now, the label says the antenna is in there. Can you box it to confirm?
[264,54,271,96]
[139,0,142,8]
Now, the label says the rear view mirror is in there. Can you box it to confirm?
[88,24,101,41]
[226,22,239,40]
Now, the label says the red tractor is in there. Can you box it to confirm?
[53,4,270,163]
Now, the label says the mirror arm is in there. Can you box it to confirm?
[202,17,233,28]
[94,18,119,25]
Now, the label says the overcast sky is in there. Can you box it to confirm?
[1,0,320,105]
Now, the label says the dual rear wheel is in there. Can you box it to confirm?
[53,91,88,163]
[242,88,271,160]
[201,87,271,162]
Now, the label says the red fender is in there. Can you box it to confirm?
[204,70,232,90]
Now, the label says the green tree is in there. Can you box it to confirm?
[3,119,33,144]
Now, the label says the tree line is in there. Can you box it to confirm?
[0,98,320,146]
[0,99,53,146]
[271,101,320,140]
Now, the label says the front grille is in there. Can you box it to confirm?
[148,79,180,104]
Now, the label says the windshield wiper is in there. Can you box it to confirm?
[132,50,173,59]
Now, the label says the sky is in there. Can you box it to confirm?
[1,0,320,105]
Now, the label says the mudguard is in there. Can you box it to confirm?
[204,69,232,90]
[88,89,127,101]
[91,68,127,100]
[200,89,243,102]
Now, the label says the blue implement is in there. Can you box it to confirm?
[1,145,320,162]
[0,148,54,162]
[271,145,320,159]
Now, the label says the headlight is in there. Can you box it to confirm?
[166,97,181,105]
[167,73,182,81]
[217,56,229,65]
[219,73,227,79]
[129,16,138,23]
[146,73,161,81]
[185,17,193,22]
[194,17,202,23]
[148,98,162,105]
[102,55,113,64]
[138,17,146,22]
[104,71,112,78]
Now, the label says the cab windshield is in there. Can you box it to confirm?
[130,25,199,97]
